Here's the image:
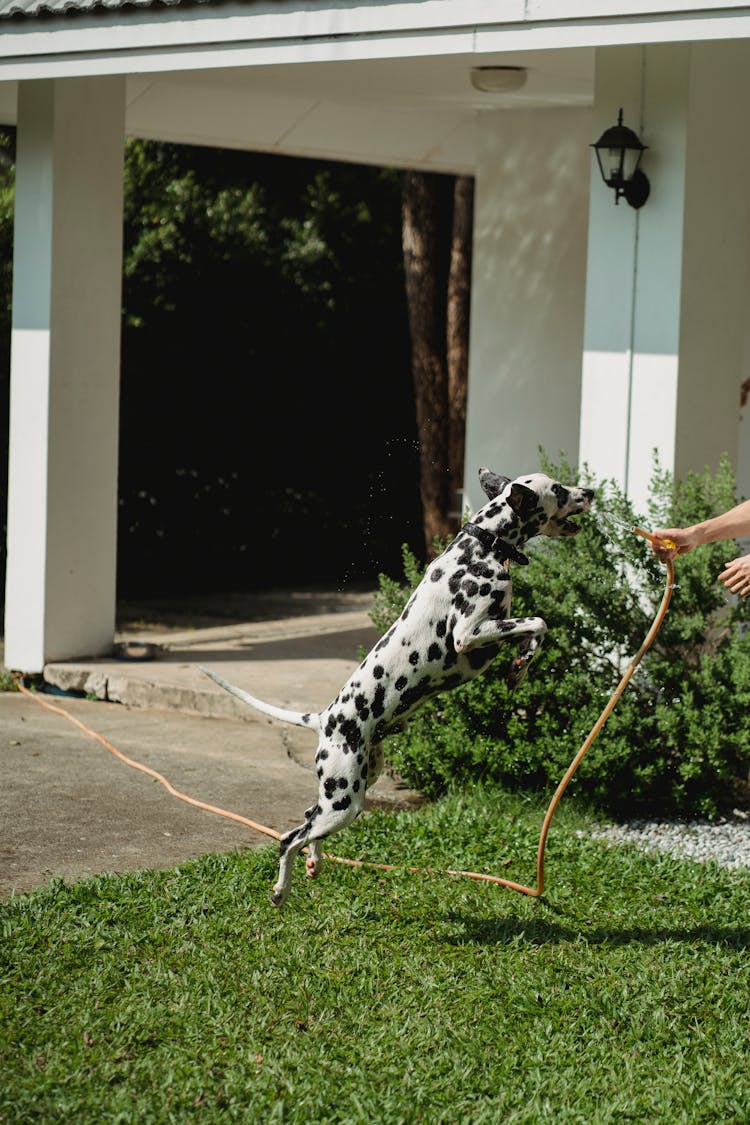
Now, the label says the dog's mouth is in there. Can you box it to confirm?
[560,497,593,536]
[560,517,582,537]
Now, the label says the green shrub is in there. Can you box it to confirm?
[374,454,750,818]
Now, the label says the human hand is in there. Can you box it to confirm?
[718,553,750,598]
[649,528,698,560]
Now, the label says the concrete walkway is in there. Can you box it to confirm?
[1,591,422,897]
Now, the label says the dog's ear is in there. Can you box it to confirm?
[479,468,511,500]
[506,482,538,518]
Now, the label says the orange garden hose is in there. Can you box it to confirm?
[17,529,676,899]
[16,684,282,842]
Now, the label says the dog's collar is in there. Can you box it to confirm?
[462,522,529,566]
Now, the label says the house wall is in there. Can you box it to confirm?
[580,40,750,515]
[463,107,592,511]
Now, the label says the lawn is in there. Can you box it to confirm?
[2,790,749,1124]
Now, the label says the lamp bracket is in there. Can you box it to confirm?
[620,168,650,209]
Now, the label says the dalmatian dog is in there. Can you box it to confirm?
[203,469,594,907]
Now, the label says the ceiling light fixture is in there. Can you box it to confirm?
[470,66,528,94]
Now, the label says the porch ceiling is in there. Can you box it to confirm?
[0,46,594,172]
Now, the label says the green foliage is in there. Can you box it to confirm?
[3,795,750,1122]
[373,454,750,818]
[370,541,440,634]
[117,141,419,594]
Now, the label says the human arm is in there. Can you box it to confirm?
[651,498,750,560]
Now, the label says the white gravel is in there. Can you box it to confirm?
[580,811,750,870]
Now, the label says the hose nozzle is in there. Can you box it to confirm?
[632,526,677,551]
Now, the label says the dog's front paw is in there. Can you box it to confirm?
[505,656,530,689]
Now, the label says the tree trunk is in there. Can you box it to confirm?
[446,175,474,527]
[401,171,452,555]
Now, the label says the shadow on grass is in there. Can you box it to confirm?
[443,913,750,950]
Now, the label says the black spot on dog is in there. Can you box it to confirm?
[340,718,363,748]
[436,617,447,638]
[488,591,507,619]
[373,665,384,679]
[393,675,432,718]
[374,625,396,653]
[431,567,444,582]
[454,594,475,618]
[552,482,570,507]
[448,569,466,595]
[408,650,420,666]
[401,594,417,622]
[372,683,386,718]
[395,675,407,691]
[443,635,458,671]
[279,828,303,857]
[332,795,352,811]
[427,642,441,662]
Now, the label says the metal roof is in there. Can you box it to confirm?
[0,0,223,17]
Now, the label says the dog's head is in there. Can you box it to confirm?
[480,468,594,539]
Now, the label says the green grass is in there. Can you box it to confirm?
[2,790,749,1124]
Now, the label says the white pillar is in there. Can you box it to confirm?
[463,108,591,511]
[579,42,750,513]
[4,78,125,671]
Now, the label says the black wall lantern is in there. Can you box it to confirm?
[591,108,650,209]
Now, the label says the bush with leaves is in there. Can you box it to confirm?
[373,454,750,818]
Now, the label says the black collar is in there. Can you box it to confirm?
[462,522,529,566]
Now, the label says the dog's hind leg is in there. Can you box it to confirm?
[303,744,382,882]
[272,797,363,908]
[303,802,323,880]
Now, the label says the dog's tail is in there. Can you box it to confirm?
[199,667,320,730]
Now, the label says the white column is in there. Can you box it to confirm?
[463,107,591,511]
[4,78,125,671]
[579,42,750,513]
